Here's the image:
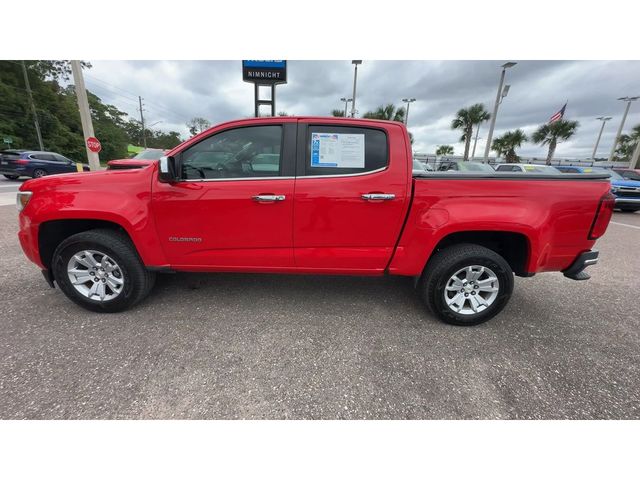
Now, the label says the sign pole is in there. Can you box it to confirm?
[243,61,287,118]
[71,60,101,171]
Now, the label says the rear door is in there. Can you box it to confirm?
[292,121,411,272]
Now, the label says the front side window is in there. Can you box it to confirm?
[305,126,387,176]
[181,125,282,180]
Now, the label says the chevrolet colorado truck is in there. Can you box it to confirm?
[16,117,614,325]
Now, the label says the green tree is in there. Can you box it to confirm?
[331,109,345,117]
[363,103,406,122]
[436,145,454,156]
[531,119,579,165]
[450,103,491,161]
[492,129,528,163]
[613,124,640,161]
[186,117,211,137]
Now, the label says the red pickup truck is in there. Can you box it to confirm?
[16,117,614,325]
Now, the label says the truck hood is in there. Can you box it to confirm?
[19,163,156,194]
[611,179,640,188]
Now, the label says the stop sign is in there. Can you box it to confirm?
[86,137,101,153]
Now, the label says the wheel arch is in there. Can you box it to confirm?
[427,230,532,277]
[38,219,137,274]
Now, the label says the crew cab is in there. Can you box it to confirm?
[16,117,615,326]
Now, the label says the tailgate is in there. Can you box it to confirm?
[0,152,21,172]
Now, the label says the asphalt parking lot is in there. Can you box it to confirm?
[0,181,639,419]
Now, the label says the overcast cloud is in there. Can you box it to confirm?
[84,60,640,158]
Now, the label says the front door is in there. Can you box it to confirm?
[152,121,297,270]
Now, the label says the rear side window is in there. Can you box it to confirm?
[30,154,56,161]
[496,165,516,171]
[305,126,387,176]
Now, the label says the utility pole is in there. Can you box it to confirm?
[592,116,611,160]
[483,62,517,162]
[608,97,639,162]
[402,98,416,125]
[350,60,362,118]
[138,96,147,148]
[71,60,100,171]
[21,61,44,151]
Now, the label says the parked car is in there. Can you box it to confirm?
[494,163,561,174]
[556,166,640,212]
[412,159,433,174]
[107,149,168,170]
[0,150,89,179]
[613,168,640,181]
[436,161,495,172]
[16,117,614,326]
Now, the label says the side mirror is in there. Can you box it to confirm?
[159,155,179,182]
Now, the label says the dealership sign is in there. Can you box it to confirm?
[242,60,287,84]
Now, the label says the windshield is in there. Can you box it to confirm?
[413,159,427,172]
[457,162,495,172]
[587,167,623,180]
[133,149,164,160]
[522,164,561,174]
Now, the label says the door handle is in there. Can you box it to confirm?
[253,194,286,202]
[361,193,395,201]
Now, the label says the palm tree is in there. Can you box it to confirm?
[491,129,528,163]
[363,103,406,122]
[436,145,454,157]
[531,119,579,165]
[331,109,345,117]
[450,103,491,161]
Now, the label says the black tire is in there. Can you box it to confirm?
[3,174,19,180]
[32,168,47,178]
[51,229,155,313]
[620,207,640,213]
[418,243,514,326]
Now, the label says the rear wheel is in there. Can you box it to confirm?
[418,243,514,326]
[32,168,47,178]
[51,229,155,312]
[3,174,19,180]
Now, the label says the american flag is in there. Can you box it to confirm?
[549,103,567,123]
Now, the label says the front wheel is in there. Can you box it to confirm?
[32,168,47,178]
[418,244,514,326]
[620,207,640,213]
[51,229,155,312]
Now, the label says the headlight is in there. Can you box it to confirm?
[610,186,619,193]
[16,191,32,211]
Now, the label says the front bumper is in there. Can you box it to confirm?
[563,250,598,281]
[614,197,640,208]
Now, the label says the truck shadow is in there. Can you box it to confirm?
[151,271,434,325]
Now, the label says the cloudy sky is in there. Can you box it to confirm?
[83,60,640,159]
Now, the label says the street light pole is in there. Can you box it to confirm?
[350,60,362,118]
[402,98,416,125]
[471,126,482,160]
[340,97,352,117]
[608,98,634,161]
[608,97,639,162]
[592,116,612,160]
[71,60,101,171]
[483,62,517,162]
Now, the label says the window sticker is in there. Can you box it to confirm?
[311,133,365,168]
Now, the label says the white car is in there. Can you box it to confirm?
[494,163,561,174]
